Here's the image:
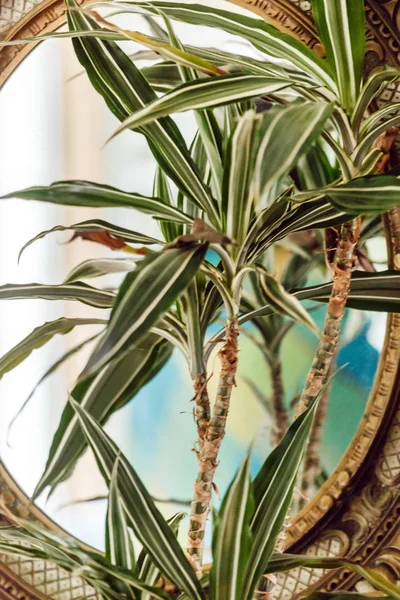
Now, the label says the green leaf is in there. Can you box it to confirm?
[0,318,105,380]
[311,0,365,112]
[2,181,193,224]
[110,74,296,141]
[315,175,400,214]
[82,245,207,378]
[354,102,400,164]
[7,333,101,440]
[115,1,336,91]
[351,67,400,135]
[70,399,206,600]
[65,0,220,227]
[19,218,162,262]
[254,102,333,200]
[106,459,135,571]
[138,512,185,600]
[33,332,172,499]
[0,282,115,308]
[259,272,318,335]
[223,110,259,245]
[241,397,321,600]
[64,258,137,283]
[211,453,254,600]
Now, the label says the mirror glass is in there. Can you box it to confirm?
[0,7,387,555]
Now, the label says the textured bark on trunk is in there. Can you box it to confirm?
[193,372,211,451]
[270,359,288,445]
[298,376,330,509]
[187,319,239,571]
[295,218,361,417]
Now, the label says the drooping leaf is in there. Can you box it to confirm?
[65,0,220,227]
[0,282,115,308]
[71,399,206,600]
[254,102,334,201]
[311,0,365,112]
[0,318,105,380]
[18,218,162,262]
[110,1,336,91]
[2,181,192,223]
[33,332,172,499]
[211,453,253,600]
[110,74,297,141]
[355,102,400,164]
[82,244,207,378]
[259,272,318,335]
[64,258,138,283]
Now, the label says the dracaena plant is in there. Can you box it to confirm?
[1,0,400,598]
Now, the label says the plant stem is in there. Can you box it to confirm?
[193,372,211,451]
[187,318,239,571]
[298,376,330,510]
[295,218,361,417]
[270,359,288,446]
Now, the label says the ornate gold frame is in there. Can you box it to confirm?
[1,1,400,599]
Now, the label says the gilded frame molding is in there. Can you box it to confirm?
[1,1,400,599]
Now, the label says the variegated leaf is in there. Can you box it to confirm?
[0,282,115,308]
[33,332,172,499]
[2,181,192,224]
[311,0,365,112]
[110,74,297,141]
[0,318,105,380]
[82,245,207,378]
[71,399,206,600]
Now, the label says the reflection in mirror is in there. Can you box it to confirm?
[0,8,387,556]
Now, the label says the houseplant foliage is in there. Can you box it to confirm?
[1,0,400,598]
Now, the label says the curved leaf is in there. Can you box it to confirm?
[64,258,138,283]
[3,181,192,223]
[19,218,162,262]
[0,318,106,380]
[82,244,207,378]
[71,399,206,600]
[0,282,115,308]
[106,459,135,571]
[110,74,296,141]
[65,0,220,227]
[111,1,336,91]
[33,332,172,499]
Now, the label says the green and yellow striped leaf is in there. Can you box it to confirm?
[0,318,105,380]
[18,218,162,262]
[211,453,254,600]
[2,181,192,224]
[241,397,320,600]
[254,102,333,201]
[33,332,172,499]
[113,1,336,91]
[224,110,259,245]
[106,459,135,571]
[64,258,138,283]
[110,74,296,141]
[71,399,206,600]
[0,282,115,309]
[82,245,207,378]
[65,0,220,227]
[311,0,365,112]
[260,272,318,335]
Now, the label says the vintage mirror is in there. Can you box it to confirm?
[1,1,400,599]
